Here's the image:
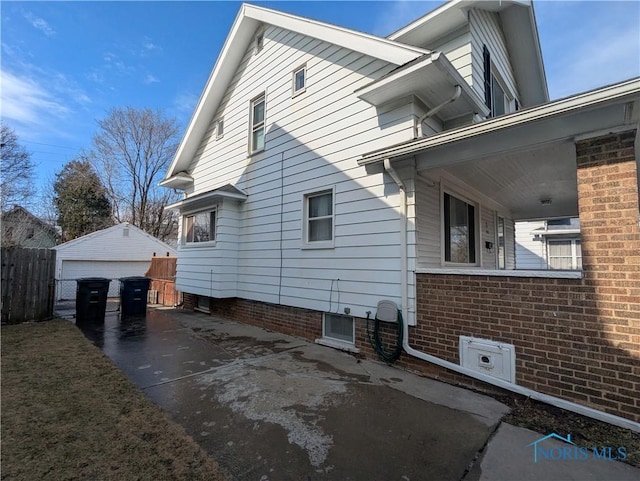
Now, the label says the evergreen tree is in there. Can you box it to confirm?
[53,159,113,241]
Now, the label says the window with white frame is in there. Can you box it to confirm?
[547,239,582,270]
[443,192,477,264]
[323,313,354,345]
[250,94,265,153]
[216,118,224,139]
[497,216,506,269]
[292,65,306,95]
[304,190,333,245]
[483,45,515,118]
[184,210,216,244]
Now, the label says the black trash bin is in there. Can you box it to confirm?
[76,278,111,323]
[119,276,151,318]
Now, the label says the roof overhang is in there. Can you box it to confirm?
[165,184,248,212]
[361,78,640,167]
[355,51,489,120]
[159,172,194,190]
[388,0,548,106]
[163,3,429,182]
[362,78,640,220]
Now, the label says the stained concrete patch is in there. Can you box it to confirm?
[195,351,350,468]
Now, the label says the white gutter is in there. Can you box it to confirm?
[383,159,409,325]
[361,78,640,166]
[418,85,461,136]
[383,164,639,433]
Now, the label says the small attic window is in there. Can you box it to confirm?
[123,228,129,237]
[216,118,224,139]
[255,31,264,53]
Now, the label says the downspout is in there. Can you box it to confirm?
[383,158,639,433]
[417,85,461,137]
[383,159,408,324]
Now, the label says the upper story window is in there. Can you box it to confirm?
[303,189,334,248]
[483,45,515,118]
[184,210,216,244]
[292,65,306,95]
[250,94,265,153]
[443,191,477,264]
[215,119,224,139]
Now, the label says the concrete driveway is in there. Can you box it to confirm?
[75,307,640,481]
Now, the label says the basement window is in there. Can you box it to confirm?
[323,313,354,345]
[195,296,210,313]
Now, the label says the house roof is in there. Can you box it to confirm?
[164,184,248,211]
[388,0,548,107]
[360,78,640,167]
[53,223,177,255]
[163,3,430,184]
[1,205,58,237]
[355,51,490,120]
[361,77,640,220]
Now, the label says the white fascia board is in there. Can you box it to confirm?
[359,78,640,166]
[244,4,428,65]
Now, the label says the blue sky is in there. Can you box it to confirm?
[2,0,639,199]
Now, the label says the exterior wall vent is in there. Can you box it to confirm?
[459,336,516,383]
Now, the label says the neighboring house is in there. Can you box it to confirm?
[515,218,581,270]
[1,206,59,248]
[53,223,177,299]
[162,1,640,427]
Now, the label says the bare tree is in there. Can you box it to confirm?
[0,123,36,212]
[90,107,180,241]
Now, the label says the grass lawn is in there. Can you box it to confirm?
[1,319,227,481]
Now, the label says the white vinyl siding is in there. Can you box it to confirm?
[469,8,519,112]
[176,25,415,319]
[428,26,473,89]
[515,220,547,269]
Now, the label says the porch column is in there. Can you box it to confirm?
[575,129,639,419]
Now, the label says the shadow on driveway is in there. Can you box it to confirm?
[77,307,509,481]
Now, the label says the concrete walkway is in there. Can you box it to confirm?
[75,307,639,481]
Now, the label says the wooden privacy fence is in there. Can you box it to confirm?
[1,247,56,324]
[145,256,181,307]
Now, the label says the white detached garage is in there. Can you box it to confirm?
[54,223,177,300]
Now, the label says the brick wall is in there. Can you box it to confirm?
[183,293,322,341]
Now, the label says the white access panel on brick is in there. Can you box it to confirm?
[459,336,516,383]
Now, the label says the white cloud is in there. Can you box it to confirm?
[144,74,160,85]
[143,37,160,52]
[0,70,69,126]
[23,11,55,37]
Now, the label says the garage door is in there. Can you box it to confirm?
[58,260,151,300]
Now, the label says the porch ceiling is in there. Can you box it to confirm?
[436,140,578,220]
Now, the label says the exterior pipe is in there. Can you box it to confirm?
[383,159,408,325]
[382,159,639,433]
[418,85,462,137]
